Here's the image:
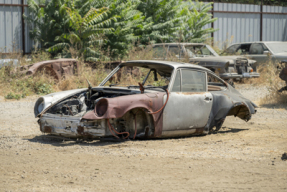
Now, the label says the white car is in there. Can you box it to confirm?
[35,60,257,140]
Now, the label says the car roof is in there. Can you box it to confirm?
[123,60,210,71]
[153,43,206,46]
[230,41,287,45]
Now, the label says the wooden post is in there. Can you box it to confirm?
[260,0,263,41]
[21,0,25,54]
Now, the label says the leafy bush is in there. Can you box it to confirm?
[258,61,287,106]
[5,92,26,100]
[34,83,52,95]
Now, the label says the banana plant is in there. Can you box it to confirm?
[176,0,218,43]
[25,0,71,50]
[47,5,117,61]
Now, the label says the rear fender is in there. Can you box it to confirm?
[204,92,253,133]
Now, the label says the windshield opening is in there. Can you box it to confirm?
[265,42,287,54]
[104,65,172,89]
[185,45,213,57]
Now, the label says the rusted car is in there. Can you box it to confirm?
[34,60,257,140]
[153,43,260,83]
[0,58,78,79]
[19,59,79,79]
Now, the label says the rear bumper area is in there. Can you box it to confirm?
[249,72,260,78]
[39,114,107,138]
[220,72,260,79]
[220,73,242,79]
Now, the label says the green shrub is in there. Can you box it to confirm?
[34,83,53,95]
[5,92,26,100]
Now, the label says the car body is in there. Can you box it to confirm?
[224,41,287,66]
[152,43,260,81]
[0,58,79,79]
[20,59,79,79]
[34,60,257,140]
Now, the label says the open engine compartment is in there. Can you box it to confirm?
[45,89,136,116]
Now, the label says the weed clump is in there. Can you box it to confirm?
[5,92,26,100]
[258,61,287,107]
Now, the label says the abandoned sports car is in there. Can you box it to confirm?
[34,60,257,140]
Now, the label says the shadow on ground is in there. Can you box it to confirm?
[25,132,208,147]
[210,127,249,134]
[259,103,287,110]
[24,135,123,147]
[24,128,248,147]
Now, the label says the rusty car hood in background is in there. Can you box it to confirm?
[20,59,79,79]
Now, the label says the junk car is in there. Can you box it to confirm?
[34,60,257,140]
[153,43,260,83]
[20,59,79,79]
[0,58,79,79]
[224,41,287,66]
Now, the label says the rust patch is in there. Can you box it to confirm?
[43,126,52,133]
[21,59,79,80]
[77,126,85,135]
[194,128,204,134]
[77,126,93,137]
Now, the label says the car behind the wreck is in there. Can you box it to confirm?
[152,43,260,82]
[35,60,257,140]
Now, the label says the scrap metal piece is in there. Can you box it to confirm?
[22,59,79,79]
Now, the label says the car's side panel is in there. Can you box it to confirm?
[247,43,268,64]
[162,92,213,135]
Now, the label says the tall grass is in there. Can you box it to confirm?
[0,51,109,100]
[258,61,287,106]
[1,44,286,107]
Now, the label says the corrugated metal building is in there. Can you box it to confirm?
[0,1,287,53]
[212,3,287,48]
[0,0,34,53]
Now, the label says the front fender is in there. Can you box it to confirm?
[82,92,165,120]
[82,92,166,137]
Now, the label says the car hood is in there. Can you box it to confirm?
[191,55,247,61]
[217,56,247,60]
[274,52,287,57]
[34,88,88,117]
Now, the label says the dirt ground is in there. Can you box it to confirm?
[0,85,286,192]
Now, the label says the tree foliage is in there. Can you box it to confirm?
[25,0,218,60]
[24,0,71,49]
[49,5,116,61]
[175,0,218,42]
[135,0,185,44]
